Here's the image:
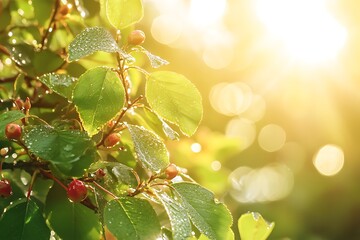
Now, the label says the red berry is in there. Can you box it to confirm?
[95,168,106,179]
[0,179,12,198]
[14,98,24,110]
[165,164,179,180]
[5,123,22,140]
[128,30,146,45]
[104,133,120,147]
[67,179,87,202]
[59,5,70,16]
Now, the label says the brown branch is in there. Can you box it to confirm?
[40,0,60,49]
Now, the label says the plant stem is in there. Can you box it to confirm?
[40,169,67,190]
[40,0,60,49]
[92,181,118,199]
[27,169,39,199]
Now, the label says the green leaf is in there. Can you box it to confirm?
[104,198,161,240]
[32,0,55,26]
[132,46,169,68]
[127,124,169,172]
[9,44,64,77]
[73,67,125,136]
[130,107,179,140]
[68,26,120,61]
[45,184,101,240]
[0,199,50,240]
[155,191,192,240]
[38,73,77,100]
[238,212,274,240]
[22,125,95,164]
[0,110,25,139]
[172,182,233,240]
[53,147,97,177]
[106,0,144,29]
[146,71,203,136]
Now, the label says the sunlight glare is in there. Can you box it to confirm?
[313,144,344,176]
[255,0,347,64]
[189,0,227,27]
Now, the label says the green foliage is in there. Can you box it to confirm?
[238,212,275,240]
[0,199,50,240]
[147,71,203,136]
[106,0,144,29]
[73,67,125,136]
[104,198,161,239]
[0,1,273,239]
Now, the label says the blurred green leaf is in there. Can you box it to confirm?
[9,44,64,77]
[104,198,161,240]
[73,67,125,136]
[146,71,203,136]
[0,199,50,240]
[155,191,192,240]
[32,0,55,26]
[106,0,143,29]
[0,110,25,139]
[238,212,274,240]
[22,125,95,164]
[172,182,233,240]
[68,26,119,61]
[45,184,101,240]
[38,73,77,100]
[127,124,169,172]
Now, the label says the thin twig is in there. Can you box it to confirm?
[40,0,60,49]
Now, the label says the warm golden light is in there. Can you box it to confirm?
[255,0,347,64]
[258,124,286,152]
[188,0,227,27]
[313,144,344,176]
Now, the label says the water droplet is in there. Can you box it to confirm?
[64,144,73,151]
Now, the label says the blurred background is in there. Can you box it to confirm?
[141,0,360,239]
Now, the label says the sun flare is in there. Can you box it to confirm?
[255,0,347,64]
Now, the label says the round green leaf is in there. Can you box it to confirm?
[22,125,95,164]
[106,0,144,29]
[104,198,161,240]
[146,71,203,136]
[0,199,50,240]
[172,182,233,240]
[238,212,275,240]
[45,184,101,240]
[68,27,120,61]
[73,67,125,136]
[127,124,169,172]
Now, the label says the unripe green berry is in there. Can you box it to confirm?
[128,30,146,45]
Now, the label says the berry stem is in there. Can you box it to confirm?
[27,169,39,199]
[92,181,118,199]
[40,169,67,190]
